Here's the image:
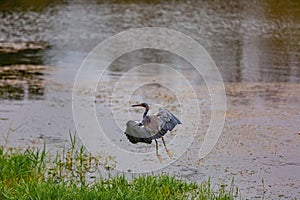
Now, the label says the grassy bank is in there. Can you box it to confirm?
[0,136,236,199]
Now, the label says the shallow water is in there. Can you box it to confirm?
[0,0,300,199]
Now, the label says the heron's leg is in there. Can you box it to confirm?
[155,139,162,163]
[162,137,172,158]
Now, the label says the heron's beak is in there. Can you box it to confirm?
[132,104,142,107]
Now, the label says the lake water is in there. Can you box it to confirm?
[0,0,300,199]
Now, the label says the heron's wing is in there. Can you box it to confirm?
[151,107,182,139]
[125,120,152,144]
[142,115,164,136]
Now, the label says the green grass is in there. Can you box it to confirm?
[0,134,237,200]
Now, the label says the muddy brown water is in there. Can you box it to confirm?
[0,0,300,199]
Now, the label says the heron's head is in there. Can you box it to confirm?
[132,102,149,108]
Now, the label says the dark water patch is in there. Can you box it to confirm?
[0,65,46,79]
[0,42,49,66]
[0,83,25,100]
[0,82,45,100]
[0,65,47,100]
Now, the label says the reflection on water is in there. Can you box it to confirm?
[0,41,48,100]
[106,49,202,85]
[0,0,299,84]
[0,50,45,66]
[0,64,45,100]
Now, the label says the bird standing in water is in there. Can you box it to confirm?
[125,103,182,162]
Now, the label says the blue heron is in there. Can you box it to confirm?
[125,103,182,162]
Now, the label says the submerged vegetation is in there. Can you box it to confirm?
[0,134,236,199]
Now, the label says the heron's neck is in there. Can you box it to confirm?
[143,106,149,118]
